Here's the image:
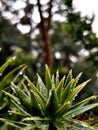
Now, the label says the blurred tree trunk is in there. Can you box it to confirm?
[37,0,53,68]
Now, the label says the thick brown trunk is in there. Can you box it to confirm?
[37,0,53,67]
[41,25,53,67]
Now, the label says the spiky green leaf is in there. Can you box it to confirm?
[46,88,59,116]
[45,65,52,95]
[11,82,32,112]
[3,90,19,102]
[70,95,97,110]
[56,76,65,102]
[64,103,98,119]
[30,90,45,116]
[56,70,59,87]
[2,64,26,86]
[61,79,74,104]
[71,72,82,90]
[64,70,72,88]
[23,117,50,121]
[0,118,23,129]
[66,79,91,102]
[11,100,31,116]
[0,58,13,76]
[55,101,70,117]
[37,74,47,97]
[24,75,45,103]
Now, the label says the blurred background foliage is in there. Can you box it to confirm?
[0,0,98,103]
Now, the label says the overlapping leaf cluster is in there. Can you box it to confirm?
[0,63,98,130]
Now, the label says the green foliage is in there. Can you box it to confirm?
[0,0,98,121]
[0,59,27,129]
[0,64,98,130]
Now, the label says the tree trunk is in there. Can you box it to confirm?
[37,0,53,68]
